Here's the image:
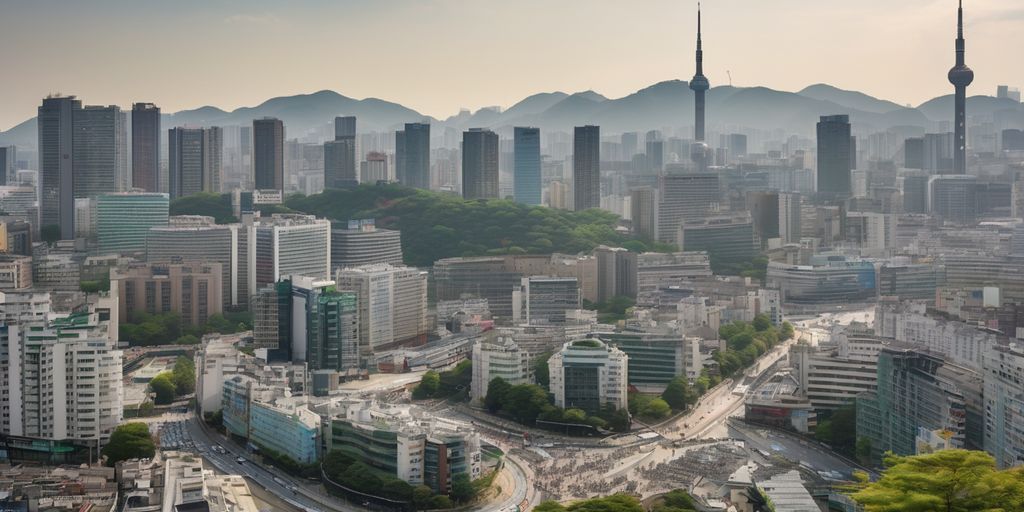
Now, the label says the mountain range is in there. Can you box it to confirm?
[3,82,1023,151]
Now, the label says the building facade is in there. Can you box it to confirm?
[548,339,628,412]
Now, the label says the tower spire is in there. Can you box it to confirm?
[696,3,703,74]
[948,0,973,175]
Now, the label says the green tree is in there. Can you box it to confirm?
[661,376,695,411]
[534,502,567,511]
[853,450,1024,512]
[172,357,196,396]
[566,494,645,511]
[605,407,631,433]
[102,422,155,466]
[412,485,434,509]
[505,384,550,425]
[450,472,475,503]
[639,398,671,421]
[752,313,771,331]
[412,370,440,399]
[533,352,551,389]
[781,321,795,340]
[149,372,176,404]
[485,377,512,412]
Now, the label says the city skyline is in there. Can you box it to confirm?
[1,0,1023,131]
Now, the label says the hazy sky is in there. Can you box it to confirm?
[2,0,1023,131]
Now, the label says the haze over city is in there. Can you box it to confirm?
[1,1,1024,512]
[2,0,1024,129]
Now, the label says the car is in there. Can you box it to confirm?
[236,457,246,464]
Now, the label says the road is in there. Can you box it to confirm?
[185,416,361,512]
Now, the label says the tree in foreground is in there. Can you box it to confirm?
[102,422,155,466]
[852,449,1024,512]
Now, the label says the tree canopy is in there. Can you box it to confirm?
[149,372,176,405]
[852,450,1024,512]
[172,356,195,396]
[102,422,155,466]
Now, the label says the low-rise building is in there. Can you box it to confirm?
[112,261,223,327]
[321,400,481,494]
[0,254,32,291]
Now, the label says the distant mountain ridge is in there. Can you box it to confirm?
[3,82,1023,151]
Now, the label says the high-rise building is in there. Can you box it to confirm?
[928,174,978,225]
[549,339,629,412]
[253,118,285,192]
[324,140,357,188]
[131,103,160,192]
[630,187,656,240]
[621,132,638,160]
[856,346,981,464]
[73,105,129,201]
[948,0,974,175]
[572,125,600,211]
[645,139,664,173]
[923,132,954,173]
[0,307,123,461]
[656,171,721,244]
[331,219,403,271]
[396,122,430,190]
[334,116,356,140]
[513,127,541,205]
[325,116,357,189]
[247,214,332,291]
[249,276,359,369]
[38,95,81,239]
[982,343,1024,468]
[0,146,15,186]
[816,114,853,199]
[95,192,169,255]
[335,264,429,355]
[168,127,223,198]
[595,246,637,302]
[635,252,712,293]
[904,137,924,169]
[147,216,247,308]
[360,152,388,184]
[461,128,499,200]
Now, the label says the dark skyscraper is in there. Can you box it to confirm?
[169,127,223,198]
[0,146,14,186]
[39,96,81,238]
[816,114,852,199]
[461,128,499,200]
[513,127,541,205]
[396,122,430,190]
[326,116,357,188]
[573,125,600,211]
[73,105,128,200]
[689,4,709,143]
[253,118,284,191]
[334,116,356,140]
[947,0,973,175]
[904,137,925,169]
[131,103,160,192]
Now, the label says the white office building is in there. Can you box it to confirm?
[335,264,428,354]
[549,339,628,412]
[470,337,532,402]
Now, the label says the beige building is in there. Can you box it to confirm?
[112,262,223,326]
[0,254,32,291]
